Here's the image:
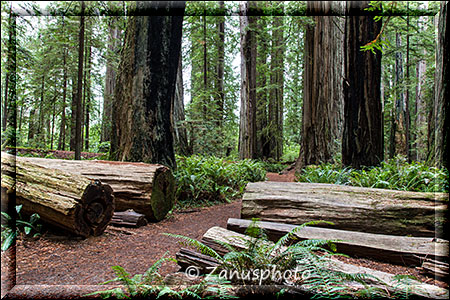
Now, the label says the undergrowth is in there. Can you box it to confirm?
[174,155,266,208]
[165,219,417,299]
[296,156,448,193]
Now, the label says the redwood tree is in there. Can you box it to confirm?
[296,1,345,170]
[110,1,185,169]
[238,1,257,159]
[342,1,383,169]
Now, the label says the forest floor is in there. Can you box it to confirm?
[1,168,447,298]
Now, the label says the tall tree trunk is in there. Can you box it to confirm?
[101,16,121,143]
[342,1,383,169]
[296,1,345,169]
[255,11,269,159]
[431,2,449,169]
[405,8,412,162]
[215,1,225,126]
[268,12,285,161]
[393,32,407,157]
[414,3,428,162]
[37,75,46,147]
[202,15,208,119]
[238,1,257,160]
[69,75,77,151]
[173,54,190,156]
[84,44,92,151]
[110,1,185,169]
[58,40,68,151]
[4,6,17,148]
[74,0,85,160]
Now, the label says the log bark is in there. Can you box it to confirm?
[1,153,114,237]
[241,182,448,237]
[176,248,220,272]
[201,226,449,299]
[227,218,449,267]
[19,156,175,221]
[417,257,449,279]
[110,210,147,228]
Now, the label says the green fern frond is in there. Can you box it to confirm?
[270,220,335,254]
[163,233,222,259]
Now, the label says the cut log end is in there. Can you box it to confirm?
[149,166,175,221]
[80,181,114,236]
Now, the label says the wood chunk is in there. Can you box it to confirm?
[110,210,148,227]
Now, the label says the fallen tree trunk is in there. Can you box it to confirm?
[110,210,148,227]
[19,156,175,221]
[227,218,449,267]
[1,153,114,237]
[176,248,220,272]
[241,182,448,237]
[201,226,449,299]
[417,257,449,279]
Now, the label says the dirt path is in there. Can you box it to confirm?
[11,201,240,286]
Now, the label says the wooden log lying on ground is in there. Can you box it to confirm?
[417,257,449,279]
[110,210,148,227]
[20,156,175,221]
[201,226,449,299]
[241,181,448,237]
[227,218,449,267]
[176,248,220,272]
[1,153,114,237]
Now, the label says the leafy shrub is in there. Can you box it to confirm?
[296,156,448,193]
[174,155,266,207]
[1,205,41,251]
[256,160,287,173]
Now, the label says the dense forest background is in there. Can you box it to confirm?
[1,1,447,171]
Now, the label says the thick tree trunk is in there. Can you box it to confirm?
[110,2,184,169]
[342,1,383,169]
[240,182,447,237]
[227,218,448,267]
[20,156,175,221]
[296,2,344,170]
[201,226,448,299]
[431,2,449,170]
[255,10,269,159]
[1,153,114,237]
[238,1,257,160]
[393,32,407,157]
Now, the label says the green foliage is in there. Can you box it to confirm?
[296,156,448,193]
[86,252,235,299]
[1,205,41,251]
[166,220,411,298]
[174,155,266,207]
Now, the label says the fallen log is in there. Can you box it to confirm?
[110,210,148,227]
[241,181,448,237]
[1,153,114,237]
[176,248,220,272]
[417,257,449,279]
[201,226,449,299]
[227,218,449,267]
[19,155,175,221]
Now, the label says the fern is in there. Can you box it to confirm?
[163,233,222,260]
